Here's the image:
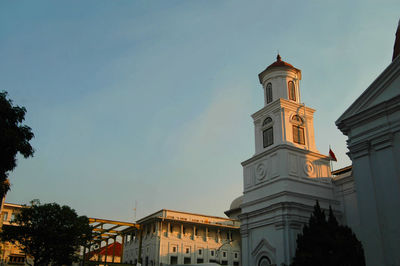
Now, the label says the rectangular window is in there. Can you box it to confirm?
[198,249,202,255]
[293,126,305,145]
[170,256,178,265]
[172,246,177,253]
[10,213,15,221]
[186,248,190,254]
[210,250,215,256]
[2,212,8,221]
[263,127,273,148]
[197,259,204,264]
[184,257,191,264]
[223,251,227,257]
[235,253,238,258]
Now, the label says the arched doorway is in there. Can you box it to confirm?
[258,256,271,266]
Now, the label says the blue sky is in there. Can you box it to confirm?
[1,0,399,221]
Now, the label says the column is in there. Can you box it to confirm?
[104,239,108,264]
[112,237,116,263]
[181,224,183,239]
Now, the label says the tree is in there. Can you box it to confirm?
[0,91,34,199]
[0,200,93,265]
[291,201,365,266]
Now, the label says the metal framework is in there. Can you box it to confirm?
[82,218,140,265]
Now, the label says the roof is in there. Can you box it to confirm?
[258,54,301,83]
[393,19,400,61]
[229,195,243,210]
[137,209,240,228]
[87,242,122,258]
[266,54,295,69]
[331,165,352,176]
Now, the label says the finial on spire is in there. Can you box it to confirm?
[277,53,281,62]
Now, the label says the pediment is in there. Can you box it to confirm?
[337,56,400,124]
[251,238,276,257]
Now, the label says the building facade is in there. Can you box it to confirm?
[336,27,400,266]
[0,203,33,266]
[122,209,241,266]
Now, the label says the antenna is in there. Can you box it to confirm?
[133,201,137,222]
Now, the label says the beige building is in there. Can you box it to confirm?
[0,202,33,266]
[122,209,241,266]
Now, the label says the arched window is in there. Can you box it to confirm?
[288,81,296,101]
[262,117,273,148]
[266,83,272,104]
[258,256,271,266]
[291,115,305,144]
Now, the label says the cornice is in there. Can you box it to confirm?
[337,94,400,135]
[252,99,315,122]
[241,143,330,166]
[241,189,339,210]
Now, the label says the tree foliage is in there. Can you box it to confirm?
[291,201,365,266]
[0,91,34,198]
[0,200,93,265]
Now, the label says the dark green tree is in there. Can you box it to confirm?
[291,201,365,266]
[0,200,92,266]
[0,91,34,199]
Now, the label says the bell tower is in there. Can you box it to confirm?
[252,54,318,155]
[240,55,335,266]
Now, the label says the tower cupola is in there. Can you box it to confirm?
[258,55,302,106]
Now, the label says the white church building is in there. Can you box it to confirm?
[226,21,400,266]
[225,54,360,266]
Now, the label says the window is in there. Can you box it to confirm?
[223,251,227,257]
[266,83,272,103]
[293,125,305,144]
[2,212,8,221]
[210,250,215,256]
[171,256,178,265]
[262,117,273,148]
[197,259,204,264]
[170,225,173,233]
[258,256,271,266]
[288,81,296,101]
[235,253,238,258]
[172,246,177,253]
[186,248,190,254]
[263,127,273,148]
[182,226,186,234]
[184,258,191,264]
[198,249,202,255]
[10,213,15,221]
